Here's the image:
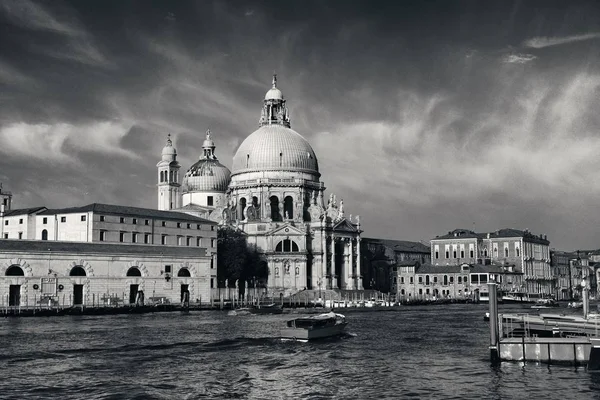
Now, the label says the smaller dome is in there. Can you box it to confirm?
[264,74,284,100]
[162,145,176,156]
[202,136,215,149]
[161,134,177,161]
[265,87,283,101]
[183,160,231,192]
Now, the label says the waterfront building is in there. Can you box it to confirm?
[431,228,552,297]
[158,76,363,295]
[361,238,430,293]
[0,240,212,308]
[393,262,506,301]
[0,187,218,306]
[550,250,574,300]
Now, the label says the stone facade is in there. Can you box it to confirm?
[431,228,552,297]
[0,240,214,308]
[393,262,506,301]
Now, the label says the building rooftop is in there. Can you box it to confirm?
[0,239,210,257]
[3,206,47,217]
[37,203,216,224]
[363,237,430,253]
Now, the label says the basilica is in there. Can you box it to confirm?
[158,76,363,295]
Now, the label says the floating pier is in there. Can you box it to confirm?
[488,281,600,369]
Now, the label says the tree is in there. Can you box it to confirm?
[217,227,268,292]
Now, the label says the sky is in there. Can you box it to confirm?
[1,0,600,251]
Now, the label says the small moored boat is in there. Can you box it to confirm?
[281,312,348,342]
[531,298,559,309]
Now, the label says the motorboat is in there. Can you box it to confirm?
[281,312,348,342]
[502,292,534,304]
[531,298,559,309]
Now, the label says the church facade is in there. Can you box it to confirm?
[160,76,363,295]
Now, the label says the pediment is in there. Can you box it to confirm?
[333,218,358,233]
[266,223,306,237]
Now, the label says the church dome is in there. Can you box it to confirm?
[183,159,231,192]
[182,129,231,193]
[231,124,319,175]
[265,87,283,101]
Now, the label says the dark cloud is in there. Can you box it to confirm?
[1,0,600,250]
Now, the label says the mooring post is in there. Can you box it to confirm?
[583,279,590,320]
[488,281,500,363]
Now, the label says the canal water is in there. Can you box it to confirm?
[1,303,599,399]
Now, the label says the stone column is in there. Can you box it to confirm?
[357,237,363,290]
[321,221,326,289]
[331,236,337,289]
[349,239,354,290]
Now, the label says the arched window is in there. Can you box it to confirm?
[126,267,141,277]
[425,275,430,285]
[70,266,87,276]
[270,196,281,221]
[284,196,294,219]
[41,229,48,240]
[275,239,299,252]
[6,266,24,276]
[178,268,191,277]
[443,275,448,285]
[239,197,247,220]
[483,248,488,257]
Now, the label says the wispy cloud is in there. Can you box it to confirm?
[0,121,137,163]
[312,71,600,241]
[523,32,600,49]
[0,60,36,87]
[0,0,111,67]
[503,53,537,64]
[0,0,79,35]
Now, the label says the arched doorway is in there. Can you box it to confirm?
[41,229,48,240]
[126,267,141,277]
[70,266,87,305]
[6,265,24,306]
[126,267,142,304]
[270,196,281,221]
[6,266,24,276]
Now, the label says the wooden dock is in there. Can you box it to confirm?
[487,282,600,369]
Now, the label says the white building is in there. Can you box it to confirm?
[161,76,364,295]
[0,189,218,306]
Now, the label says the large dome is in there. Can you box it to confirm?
[231,125,319,175]
[183,159,231,192]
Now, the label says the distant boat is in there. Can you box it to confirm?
[249,303,283,314]
[502,292,534,304]
[568,301,584,309]
[281,312,348,342]
[531,298,559,309]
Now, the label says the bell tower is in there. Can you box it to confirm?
[0,182,12,216]
[157,134,181,211]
